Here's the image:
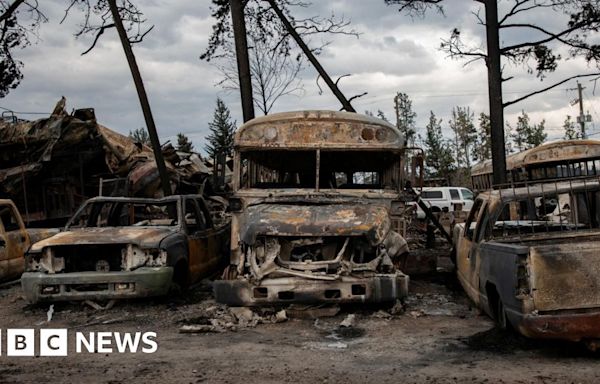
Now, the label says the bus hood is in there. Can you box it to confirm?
[240,203,391,245]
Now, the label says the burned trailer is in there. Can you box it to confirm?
[213,111,410,306]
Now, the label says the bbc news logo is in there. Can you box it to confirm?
[0,329,158,356]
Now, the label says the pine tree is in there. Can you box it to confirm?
[563,115,582,140]
[394,92,417,145]
[529,119,547,147]
[129,127,151,145]
[205,98,236,158]
[422,111,455,181]
[449,106,477,169]
[510,111,547,151]
[504,123,514,155]
[176,133,194,152]
[472,113,492,162]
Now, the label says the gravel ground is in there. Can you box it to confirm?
[1,256,599,384]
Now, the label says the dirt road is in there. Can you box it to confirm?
[1,263,599,384]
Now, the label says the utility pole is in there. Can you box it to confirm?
[485,0,507,186]
[265,0,356,113]
[230,0,255,123]
[577,81,586,139]
[108,0,171,197]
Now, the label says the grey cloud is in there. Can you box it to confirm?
[2,0,600,151]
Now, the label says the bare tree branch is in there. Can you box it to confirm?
[500,22,588,52]
[80,22,114,55]
[0,0,25,23]
[383,0,444,17]
[504,72,600,107]
[346,91,368,104]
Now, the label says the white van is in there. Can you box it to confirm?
[414,187,475,219]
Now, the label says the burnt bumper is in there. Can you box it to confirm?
[21,267,174,303]
[213,273,409,306]
[519,310,600,341]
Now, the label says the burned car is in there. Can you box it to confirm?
[213,110,410,306]
[454,177,600,348]
[22,195,230,303]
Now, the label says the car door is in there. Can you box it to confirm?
[0,204,28,281]
[184,198,222,283]
[0,218,7,281]
[456,197,487,306]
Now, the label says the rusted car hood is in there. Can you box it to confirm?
[241,203,391,245]
[30,227,176,251]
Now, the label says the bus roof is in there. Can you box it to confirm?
[471,139,600,176]
[234,110,404,150]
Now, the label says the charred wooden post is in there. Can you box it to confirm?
[108,0,171,196]
[266,0,356,113]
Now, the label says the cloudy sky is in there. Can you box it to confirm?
[2,0,600,152]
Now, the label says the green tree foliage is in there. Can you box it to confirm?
[449,106,477,169]
[176,133,194,152]
[365,109,389,122]
[205,98,236,158]
[422,111,455,181]
[394,92,417,145]
[472,113,491,162]
[377,110,389,122]
[504,123,514,156]
[563,115,583,140]
[129,127,151,145]
[508,111,547,151]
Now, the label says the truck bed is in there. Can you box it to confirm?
[490,232,600,313]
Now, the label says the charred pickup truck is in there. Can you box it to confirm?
[22,195,230,303]
[454,177,600,347]
[0,199,58,283]
[213,111,410,306]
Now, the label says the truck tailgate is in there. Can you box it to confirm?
[530,241,600,312]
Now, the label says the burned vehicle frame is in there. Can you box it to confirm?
[454,176,600,346]
[213,110,410,306]
[22,195,230,303]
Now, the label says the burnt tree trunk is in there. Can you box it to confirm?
[485,0,507,186]
[230,0,255,122]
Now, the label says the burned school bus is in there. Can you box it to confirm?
[213,111,410,306]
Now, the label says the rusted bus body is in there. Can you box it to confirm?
[471,140,600,191]
[0,200,58,282]
[213,111,410,306]
[454,177,600,344]
[21,195,230,303]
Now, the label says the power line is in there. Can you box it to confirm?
[357,87,571,106]
[0,106,49,115]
